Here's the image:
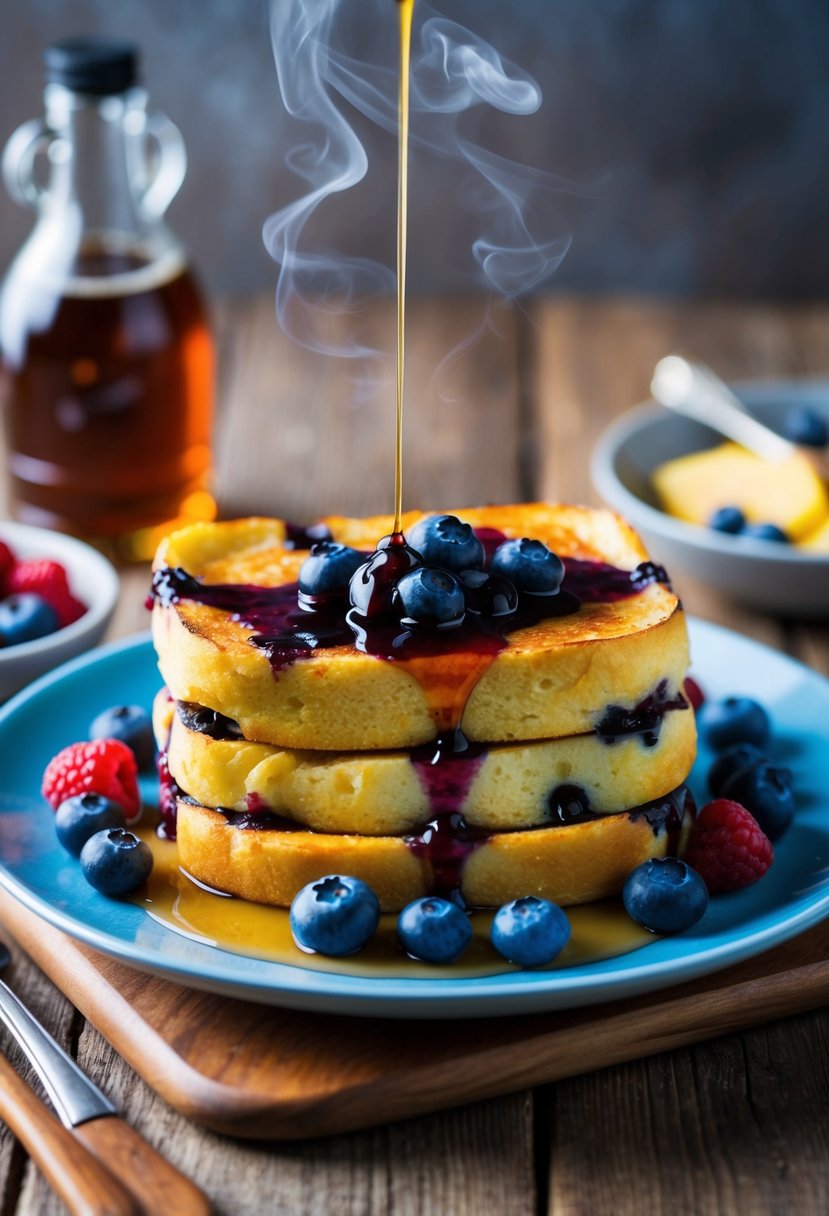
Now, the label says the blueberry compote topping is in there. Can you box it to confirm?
[156,749,181,840]
[403,731,489,905]
[548,784,600,826]
[596,680,689,748]
[548,783,693,852]
[177,702,243,740]
[149,523,673,676]
[563,559,671,602]
[629,787,695,855]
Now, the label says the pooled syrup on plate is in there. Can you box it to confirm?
[133,814,655,978]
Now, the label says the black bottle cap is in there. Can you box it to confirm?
[44,38,138,96]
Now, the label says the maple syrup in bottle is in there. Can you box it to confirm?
[0,39,215,560]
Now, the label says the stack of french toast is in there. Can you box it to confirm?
[151,504,697,912]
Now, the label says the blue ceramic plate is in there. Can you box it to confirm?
[0,623,827,1019]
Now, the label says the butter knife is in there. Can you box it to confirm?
[0,949,211,1215]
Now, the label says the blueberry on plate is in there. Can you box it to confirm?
[782,405,828,449]
[55,792,127,857]
[298,541,365,596]
[90,704,156,771]
[742,523,788,543]
[406,515,485,573]
[719,761,795,841]
[698,696,771,751]
[459,569,518,619]
[395,567,466,628]
[490,539,564,595]
[623,857,708,934]
[0,593,59,646]
[708,506,746,535]
[708,743,765,797]
[290,875,380,956]
[79,828,153,897]
[490,896,571,967]
[397,897,473,964]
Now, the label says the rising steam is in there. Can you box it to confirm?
[264,0,574,359]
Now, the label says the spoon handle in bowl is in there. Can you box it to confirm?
[651,355,795,462]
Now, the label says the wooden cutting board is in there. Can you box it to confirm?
[0,889,827,1141]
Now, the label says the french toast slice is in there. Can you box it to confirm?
[175,790,694,913]
[155,689,696,835]
[151,505,689,751]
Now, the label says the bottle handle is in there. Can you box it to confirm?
[2,118,57,209]
[140,110,187,218]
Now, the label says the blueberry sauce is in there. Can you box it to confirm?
[548,784,600,826]
[547,783,694,850]
[149,550,652,674]
[156,748,181,840]
[563,559,671,602]
[403,731,490,902]
[630,786,695,855]
[177,702,243,740]
[595,680,689,748]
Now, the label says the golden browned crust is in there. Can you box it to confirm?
[175,796,693,913]
[155,689,696,835]
[152,506,689,750]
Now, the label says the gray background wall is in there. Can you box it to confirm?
[0,0,826,300]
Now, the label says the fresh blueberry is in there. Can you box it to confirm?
[698,696,771,751]
[79,828,153,897]
[708,743,765,797]
[394,567,466,628]
[623,857,708,933]
[406,515,485,573]
[90,704,155,771]
[0,593,59,646]
[397,897,473,963]
[782,405,828,449]
[742,523,788,543]
[55,793,127,857]
[290,874,380,956]
[720,761,795,841]
[490,896,571,967]
[298,541,365,596]
[459,569,518,618]
[708,506,746,535]
[490,539,564,595]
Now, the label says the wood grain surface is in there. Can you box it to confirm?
[1,295,828,1214]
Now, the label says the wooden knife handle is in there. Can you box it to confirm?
[75,1115,212,1215]
[0,1053,139,1216]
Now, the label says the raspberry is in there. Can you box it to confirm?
[10,559,86,628]
[683,799,773,894]
[0,541,16,596]
[42,740,140,820]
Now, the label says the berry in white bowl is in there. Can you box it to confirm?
[0,522,119,701]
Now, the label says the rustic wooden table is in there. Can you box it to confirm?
[1,295,828,1214]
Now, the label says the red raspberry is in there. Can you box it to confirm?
[684,676,705,712]
[0,541,16,596]
[42,740,140,819]
[9,559,87,628]
[684,799,773,894]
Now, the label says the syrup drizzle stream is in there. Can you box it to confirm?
[394,0,415,534]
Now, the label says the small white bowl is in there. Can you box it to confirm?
[0,522,119,700]
[591,379,829,617]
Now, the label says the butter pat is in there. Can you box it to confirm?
[653,443,829,541]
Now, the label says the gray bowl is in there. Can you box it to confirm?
[591,379,829,617]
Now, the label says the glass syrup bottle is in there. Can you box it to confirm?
[0,38,216,560]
